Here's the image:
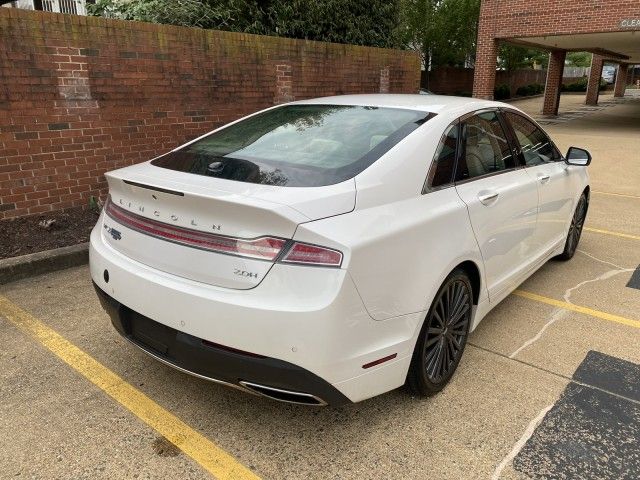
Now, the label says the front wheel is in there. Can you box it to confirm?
[406,269,473,396]
[556,193,587,261]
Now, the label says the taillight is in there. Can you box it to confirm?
[104,196,343,267]
[280,242,343,267]
[104,198,286,261]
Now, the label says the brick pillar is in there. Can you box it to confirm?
[473,39,498,99]
[274,63,294,104]
[585,55,604,106]
[379,67,390,93]
[542,50,566,116]
[472,0,498,99]
[614,63,629,98]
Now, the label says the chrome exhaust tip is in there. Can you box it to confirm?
[239,381,327,406]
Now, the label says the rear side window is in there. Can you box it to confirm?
[455,111,515,181]
[427,123,458,189]
[152,105,433,187]
[504,112,562,166]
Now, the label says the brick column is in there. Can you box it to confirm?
[472,0,498,99]
[473,39,498,99]
[614,63,629,98]
[274,63,294,104]
[585,55,604,106]
[542,50,566,116]
[379,67,390,93]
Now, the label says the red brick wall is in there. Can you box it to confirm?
[0,9,420,219]
[424,68,475,95]
[426,67,546,96]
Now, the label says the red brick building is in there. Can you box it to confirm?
[473,1,640,114]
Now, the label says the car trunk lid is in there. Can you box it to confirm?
[101,162,354,289]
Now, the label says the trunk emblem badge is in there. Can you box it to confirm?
[104,224,122,241]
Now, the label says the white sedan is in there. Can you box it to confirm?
[90,94,591,406]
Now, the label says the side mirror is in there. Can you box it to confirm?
[565,147,592,166]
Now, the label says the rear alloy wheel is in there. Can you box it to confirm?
[406,269,473,396]
[557,193,587,261]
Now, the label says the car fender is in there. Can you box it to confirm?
[294,186,485,322]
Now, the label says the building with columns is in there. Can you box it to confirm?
[473,0,640,115]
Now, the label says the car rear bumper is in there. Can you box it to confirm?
[89,221,421,404]
[93,282,349,406]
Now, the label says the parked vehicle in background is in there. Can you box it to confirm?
[602,65,616,84]
[90,94,591,406]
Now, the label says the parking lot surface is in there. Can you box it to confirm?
[1,93,639,479]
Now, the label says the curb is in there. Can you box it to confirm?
[0,242,89,285]
[503,94,545,103]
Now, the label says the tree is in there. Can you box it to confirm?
[395,0,481,69]
[87,0,400,48]
[431,0,480,67]
[87,0,264,30]
[498,45,548,71]
[261,0,399,48]
[566,52,592,67]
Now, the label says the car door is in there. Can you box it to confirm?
[502,111,575,253]
[454,110,539,300]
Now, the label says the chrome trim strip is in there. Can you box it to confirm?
[239,380,328,406]
[124,337,329,406]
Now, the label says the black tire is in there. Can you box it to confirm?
[406,269,473,396]
[556,193,588,261]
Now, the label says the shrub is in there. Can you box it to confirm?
[563,77,588,92]
[494,84,511,100]
[515,83,544,97]
[516,86,528,96]
[533,83,544,94]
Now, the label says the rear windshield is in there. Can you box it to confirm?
[151,104,433,187]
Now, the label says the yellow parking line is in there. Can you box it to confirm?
[0,295,260,480]
[513,290,640,330]
[584,227,640,241]
[592,190,640,200]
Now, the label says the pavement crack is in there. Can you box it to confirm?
[469,342,573,384]
[508,308,566,359]
[508,252,634,359]
[577,249,630,270]
[490,404,553,480]
[469,343,640,407]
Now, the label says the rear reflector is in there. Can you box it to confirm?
[280,242,343,267]
[104,197,286,261]
[362,353,398,369]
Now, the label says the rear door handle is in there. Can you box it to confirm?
[478,191,499,205]
[538,174,550,183]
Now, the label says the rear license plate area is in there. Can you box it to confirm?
[127,310,176,356]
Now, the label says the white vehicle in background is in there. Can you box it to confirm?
[90,94,591,406]
[602,65,616,84]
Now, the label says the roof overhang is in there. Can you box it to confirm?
[504,30,640,63]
